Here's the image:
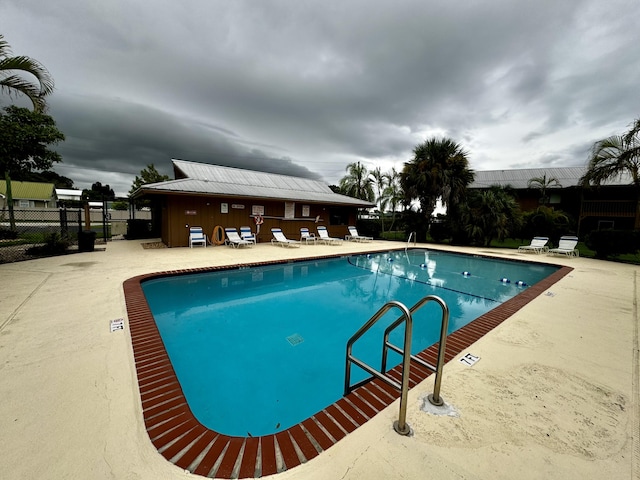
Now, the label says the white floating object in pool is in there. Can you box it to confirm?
[516,280,527,286]
[420,263,427,269]
[387,258,393,262]
[462,271,471,277]
[500,277,510,283]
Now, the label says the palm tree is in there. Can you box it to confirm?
[400,137,474,225]
[527,173,562,204]
[339,161,375,202]
[371,166,387,231]
[0,34,54,113]
[580,118,640,188]
[380,167,403,231]
[580,118,640,228]
[460,186,522,246]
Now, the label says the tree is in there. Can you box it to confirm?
[371,166,387,231]
[20,169,74,189]
[129,163,170,195]
[458,186,522,246]
[339,161,374,202]
[400,137,474,227]
[83,182,115,202]
[0,34,54,113]
[580,118,640,228]
[380,167,403,231]
[527,173,562,205]
[128,163,170,209]
[0,106,65,229]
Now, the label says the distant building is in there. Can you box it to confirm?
[0,180,56,209]
[55,189,83,206]
[131,159,375,247]
[470,167,639,233]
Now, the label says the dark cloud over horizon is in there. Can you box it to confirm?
[2,0,639,196]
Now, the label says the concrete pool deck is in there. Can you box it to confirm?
[0,238,637,479]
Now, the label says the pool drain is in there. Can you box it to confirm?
[286,333,304,346]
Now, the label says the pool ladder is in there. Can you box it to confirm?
[344,295,450,435]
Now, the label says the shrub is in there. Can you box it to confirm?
[26,232,71,256]
[585,229,640,259]
[0,228,18,240]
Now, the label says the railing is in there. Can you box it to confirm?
[382,295,450,406]
[344,295,450,435]
[405,231,416,252]
[580,200,638,218]
[345,301,413,435]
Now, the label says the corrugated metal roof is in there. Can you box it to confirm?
[0,180,56,200]
[135,159,375,207]
[470,166,633,189]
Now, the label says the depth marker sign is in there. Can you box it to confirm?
[459,352,480,367]
[110,318,125,332]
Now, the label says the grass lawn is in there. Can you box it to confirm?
[489,238,640,265]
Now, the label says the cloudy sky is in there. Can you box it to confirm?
[2,0,639,196]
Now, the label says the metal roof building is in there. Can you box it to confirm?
[134,159,374,208]
[470,166,633,190]
[132,159,375,247]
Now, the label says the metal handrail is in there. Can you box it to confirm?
[405,231,416,252]
[381,295,450,406]
[345,300,414,435]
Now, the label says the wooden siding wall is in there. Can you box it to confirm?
[161,195,357,247]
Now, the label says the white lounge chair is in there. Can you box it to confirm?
[300,228,317,245]
[189,226,207,248]
[517,236,549,254]
[548,236,579,257]
[316,226,342,245]
[346,226,373,242]
[271,228,301,247]
[225,228,253,248]
[240,226,257,244]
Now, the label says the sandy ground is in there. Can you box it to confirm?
[0,239,637,479]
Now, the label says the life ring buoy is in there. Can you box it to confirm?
[212,225,225,245]
[254,215,264,225]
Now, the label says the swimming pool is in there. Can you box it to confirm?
[140,249,559,437]
[124,248,570,478]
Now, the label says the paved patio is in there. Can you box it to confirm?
[0,238,637,479]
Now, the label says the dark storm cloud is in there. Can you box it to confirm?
[49,94,322,195]
[2,0,639,195]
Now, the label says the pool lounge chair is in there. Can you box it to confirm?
[316,226,343,245]
[548,236,579,257]
[189,226,207,248]
[346,226,373,242]
[225,228,254,248]
[517,236,549,254]
[300,228,317,245]
[240,226,257,244]
[271,228,301,247]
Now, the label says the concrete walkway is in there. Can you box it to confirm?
[0,239,637,479]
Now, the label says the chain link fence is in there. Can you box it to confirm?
[0,207,109,264]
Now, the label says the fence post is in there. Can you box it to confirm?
[59,207,68,237]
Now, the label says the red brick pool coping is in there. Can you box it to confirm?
[123,251,572,479]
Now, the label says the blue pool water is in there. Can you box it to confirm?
[142,249,558,437]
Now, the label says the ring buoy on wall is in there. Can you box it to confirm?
[254,215,264,225]
[212,225,225,245]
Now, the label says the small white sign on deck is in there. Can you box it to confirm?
[110,318,125,332]
[459,352,480,367]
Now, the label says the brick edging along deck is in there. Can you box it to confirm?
[123,253,572,479]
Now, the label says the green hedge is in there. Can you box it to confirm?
[585,229,640,259]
